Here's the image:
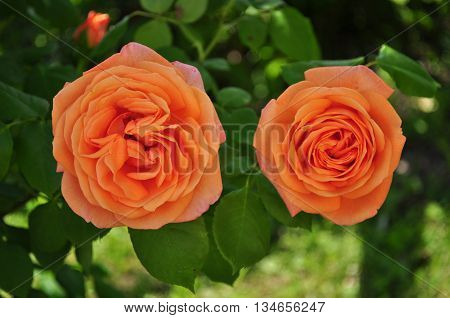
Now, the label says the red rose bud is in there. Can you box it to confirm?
[74,11,110,47]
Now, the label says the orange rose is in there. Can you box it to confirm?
[74,11,110,47]
[254,66,406,225]
[52,43,225,229]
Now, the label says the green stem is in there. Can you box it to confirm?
[178,24,205,61]
[200,0,236,61]
[202,23,234,61]
[365,60,377,68]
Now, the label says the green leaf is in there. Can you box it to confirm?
[0,81,49,122]
[0,182,29,214]
[269,7,321,60]
[93,276,125,297]
[25,65,79,102]
[219,147,254,193]
[202,214,239,285]
[134,20,172,50]
[225,154,254,176]
[281,57,365,84]
[1,224,30,251]
[29,202,68,253]
[92,265,125,297]
[28,289,49,298]
[175,0,208,23]
[256,174,312,230]
[376,45,440,97]
[55,265,85,297]
[129,218,209,292]
[75,242,93,274]
[204,58,230,71]
[32,242,71,271]
[238,15,267,50]
[223,108,258,146]
[0,122,13,179]
[178,24,205,54]
[157,46,190,63]
[33,0,80,29]
[140,0,174,13]
[91,16,129,58]
[0,57,25,87]
[0,242,34,297]
[16,121,61,195]
[217,87,252,109]
[61,202,108,245]
[47,0,80,29]
[213,178,271,270]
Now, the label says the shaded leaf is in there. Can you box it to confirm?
[0,182,29,214]
[129,218,209,292]
[223,108,258,146]
[33,0,80,29]
[269,7,320,60]
[225,154,254,176]
[238,15,267,50]
[0,121,13,179]
[25,65,79,102]
[93,276,125,297]
[0,81,49,122]
[0,57,25,87]
[0,242,33,297]
[256,174,312,230]
[202,214,239,285]
[175,0,208,23]
[28,288,49,298]
[55,265,85,297]
[217,87,251,109]
[157,46,190,63]
[376,44,440,97]
[134,20,172,50]
[92,265,125,297]
[16,121,60,195]
[204,58,230,71]
[29,202,68,253]
[213,178,271,270]
[61,202,108,245]
[140,0,174,14]
[32,242,71,271]
[2,224,30,251]
[75,242,93,274]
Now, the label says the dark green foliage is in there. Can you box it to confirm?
[0,242,33,297]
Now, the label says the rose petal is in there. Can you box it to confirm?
[172,61,205,91]
[305,65,394,98]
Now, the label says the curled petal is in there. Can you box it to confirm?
[172,61,205,91]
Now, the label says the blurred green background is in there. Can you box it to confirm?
[0,0,448,297]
